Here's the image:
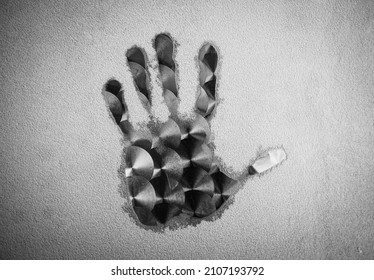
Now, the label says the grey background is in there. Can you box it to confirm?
[0,0,373,259]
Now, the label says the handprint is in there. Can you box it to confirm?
[102,33,286,228]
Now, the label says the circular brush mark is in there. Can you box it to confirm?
[155,34,179,115]
[157,118,181,149]
[152,203,182,224]
[150,174,185,223]
[127,62,150,100]
[126,47,151,105]
[119,120,153,151]
[196,44,218,117]
[211,171,238,209]
[156,147,184,181]
[133,206,158,226]
[102,91,123,124]
[126,47,146,67]
[125,146,154,180]
[127,175,157,210]
[159,64,178,95]
[181,167,214,196]
[148,149,163,179]
[180,114,211,143]
[155,34,175,71]
[183,190,216,218]
[190,142,213,171]
[151,174,185,205]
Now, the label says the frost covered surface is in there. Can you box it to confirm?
[1,0,374,259]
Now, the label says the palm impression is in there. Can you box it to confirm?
[102,33,286,228]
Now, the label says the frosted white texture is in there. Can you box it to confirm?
[1,0,374,259]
